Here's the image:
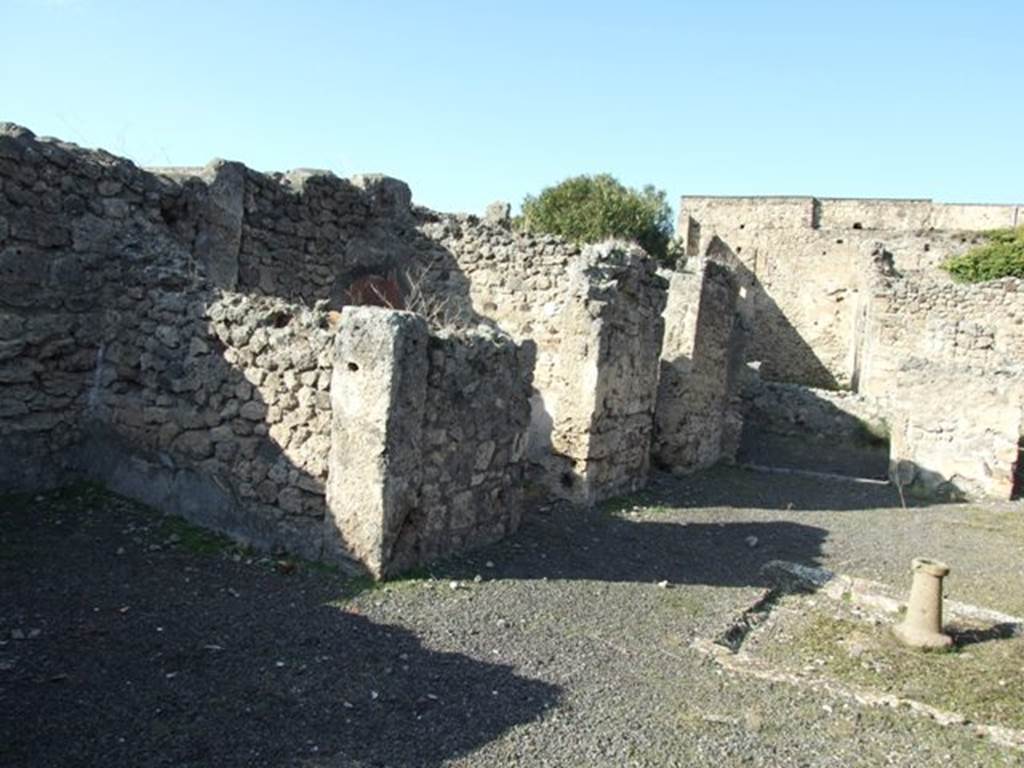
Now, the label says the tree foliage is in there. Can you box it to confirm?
[520,174,674,263]
[942,227,1024,282]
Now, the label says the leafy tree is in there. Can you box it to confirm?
[942,227,1024,282]
[520,174,674,263]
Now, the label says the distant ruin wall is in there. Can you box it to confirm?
[653,259,739,472]
[859,273,1024,499]
[681,195,1022,388]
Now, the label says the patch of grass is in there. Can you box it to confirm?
[597,490,666,517]
[0,481,110,516]
[755,599,1024,731]
[157,515,236,556]
[327,565,433,606]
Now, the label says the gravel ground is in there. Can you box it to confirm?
[2,467,1023,767]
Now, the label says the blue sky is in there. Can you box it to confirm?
[2,1,1022,216]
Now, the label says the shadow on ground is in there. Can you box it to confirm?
[645,465,942,511]
[0,490,559,768]
[433,467,950,589]
[434,473,831,589]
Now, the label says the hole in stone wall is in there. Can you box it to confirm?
[835,239,844,244]
[739,224,746,230]
[924,243,931,252]
[560,472,575,489]
[736,247,743,254]
[347,362,360,372]
[852,222,863,230]
[270,311,292,328]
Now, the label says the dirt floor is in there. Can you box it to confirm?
[2,467,1023,767]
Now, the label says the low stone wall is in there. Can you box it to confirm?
[653,259,740,472]
[737,375,891,480]
[326,308,532,578]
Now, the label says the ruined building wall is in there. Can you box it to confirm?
[653,259,740,472]
[0,125,534,574]
[1,123,672,575]
[858,273,1024,499]
[0,123,188,492]
[327,309,533,578]
[418,214,667,503]
[681,195,1022,388]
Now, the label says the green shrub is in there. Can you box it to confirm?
[942,227,1024,283]
[520,174,674,263]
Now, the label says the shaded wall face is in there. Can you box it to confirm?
[0,125,193,491]
[653,261,738,472]
[736,378,891,481]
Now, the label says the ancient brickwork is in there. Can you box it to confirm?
[399,323,532,571]
[238,170,420,306]
[0,122,194,491]
[653,259,740,472]
[571,244,667,499]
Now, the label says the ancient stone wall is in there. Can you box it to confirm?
[0,125,538,574]
[653,259,740,472]
[858,273,1024,498]
[1,123,674,575]
[681,195,1023,388]
[417,214,667,503]
[0,122,195,492]
[326,308,533,577]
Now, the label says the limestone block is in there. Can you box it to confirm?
[324,307,428,577]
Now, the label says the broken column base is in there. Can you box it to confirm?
[893,557,953,650]
[892,622,953,650]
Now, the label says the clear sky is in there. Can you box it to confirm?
[2,0,1022,217]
